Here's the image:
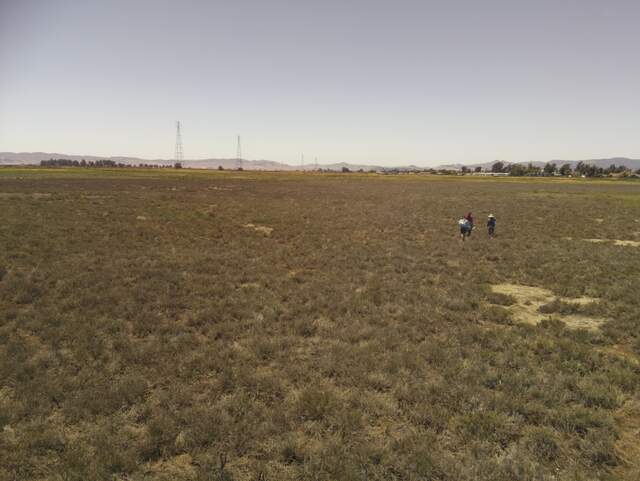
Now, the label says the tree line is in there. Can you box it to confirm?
[40,159,182,169]
[471,161,640,177]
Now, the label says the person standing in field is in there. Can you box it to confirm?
[487,214,496,238]
[458,216,471,241]
[464,212,474,236]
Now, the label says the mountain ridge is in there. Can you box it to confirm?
[1,152,639,171]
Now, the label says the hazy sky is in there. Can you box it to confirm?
[1,0,639,166]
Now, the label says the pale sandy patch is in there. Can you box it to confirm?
[614,240,640,247]
[490,283,605,330]
[146,454,196,479]
[583,238,640,247]
[0,192,52,198]
[600,345,640,366]
[244,223,273,236]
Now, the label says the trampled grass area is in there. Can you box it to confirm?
[1,169,639,481]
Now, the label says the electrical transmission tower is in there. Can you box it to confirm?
[236,135,242,170]
[174,121,183,164]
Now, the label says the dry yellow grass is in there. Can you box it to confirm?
[0,168,639,481]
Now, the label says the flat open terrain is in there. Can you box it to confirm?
[1,168,639,481]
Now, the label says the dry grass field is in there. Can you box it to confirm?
[1,168,639,481]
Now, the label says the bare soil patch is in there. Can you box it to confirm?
[584,238,640,247]
[600,345,640,366]
[614,240,640,247]
[490,283,606,330]
[244,223,274,236]
[562,237,640,247]
[0,192,52,198]
[146,453,196,480]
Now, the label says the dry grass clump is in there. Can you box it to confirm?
[1,169,639,480]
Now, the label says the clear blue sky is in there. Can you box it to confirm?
[1,0,638,165]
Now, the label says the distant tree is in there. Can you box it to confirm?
[174,162,183,169]
[461,166,469,173]
[559,163,572,176]
[604,164,627,175]
[218,165,224,170]
[341,167,351,173]
[577,163,602,177]
[509,163,527,176]
[474,166,482,173]
[491,161,505,173]
[543,162,557,175]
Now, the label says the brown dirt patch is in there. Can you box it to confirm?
[490,283,606,330]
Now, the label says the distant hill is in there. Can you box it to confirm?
[0,152,433,173]
[183,158,295,171]
[0,152,388,172]
[0,152,163,166]
[0,152,294,171]
[2,152,639,172]
[437,158,640,171]
[549,158,640,170]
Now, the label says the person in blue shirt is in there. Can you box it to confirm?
[458,216,471,241]
[487,214,496,238]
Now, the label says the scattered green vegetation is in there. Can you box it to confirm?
[1,168,639,480]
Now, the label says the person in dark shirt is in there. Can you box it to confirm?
[487,214,496,238]
[464,212,474,236]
